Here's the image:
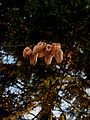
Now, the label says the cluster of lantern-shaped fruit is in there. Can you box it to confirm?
[23,41,63,65]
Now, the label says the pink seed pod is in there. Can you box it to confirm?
[33,41,46,54]
[23,47,31,58]
[51,43,63,64]
[51,43,61,54]
[44,54,53,65]
[44,44,53,65]
[54,49,63,64]
[29,53,38,65]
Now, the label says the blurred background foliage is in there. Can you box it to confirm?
[0,0,90,119]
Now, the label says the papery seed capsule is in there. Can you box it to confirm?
[33,41,46,54]
[51,43,63,64]
[29,53,38,65]
[44,44,53,65]
[54,49,63,64]
[23,47,31,58]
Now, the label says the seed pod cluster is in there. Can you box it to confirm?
[23,41,63,65]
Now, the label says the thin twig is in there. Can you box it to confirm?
[59,96,80,112]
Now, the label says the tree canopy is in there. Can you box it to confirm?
[0,0,90,120]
